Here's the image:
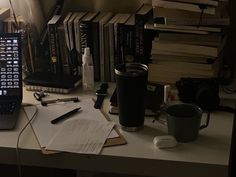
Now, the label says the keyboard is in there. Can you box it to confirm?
[0,101,17,115]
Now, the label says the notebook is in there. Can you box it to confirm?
[0,33,22,130]
[23,72,82,94]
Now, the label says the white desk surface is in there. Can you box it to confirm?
[0,84,234,177]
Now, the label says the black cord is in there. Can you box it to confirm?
[8,0,19,32]
[17,104,38,177]
[197,4,207,27]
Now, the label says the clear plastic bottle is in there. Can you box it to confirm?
[82,47,94,90]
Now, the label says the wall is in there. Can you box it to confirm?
[0,0,45,38]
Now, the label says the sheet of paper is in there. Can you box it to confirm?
[46,119,115,154]
[24,98,118,148]
[24,102,79,147]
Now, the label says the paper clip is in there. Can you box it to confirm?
[41,97,80,106]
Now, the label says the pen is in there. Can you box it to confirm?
[51,107,81,124]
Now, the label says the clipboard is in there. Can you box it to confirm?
[100,108,127,147]
[24,99,126,155]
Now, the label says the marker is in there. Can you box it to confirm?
[41,97,79,106]
[51,107,81,124]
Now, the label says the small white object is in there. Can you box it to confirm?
[164,85,171,104]
[82,47,94,91]
[153,135,177,149]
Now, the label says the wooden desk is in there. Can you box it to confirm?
[0,85,233,177]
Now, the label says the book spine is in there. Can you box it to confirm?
[135,8,153,64]
[80,20,98,81]
[103,24,111,82]
[116,23,124,65]
[123,24,135,63]
[108,23,115,82]
[91,22,101,81]
[68,16,79,77]
[99,22,105,82]
[63,12,75,76]
[57,26,70,75]
[80,21,90,59]
[74,13,86,76]
[152,0,216,15]
[48,22,62,74]
[116,23,135,64]
[154,17,230,26]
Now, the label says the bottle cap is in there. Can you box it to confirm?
[84,47,90,55]
[83,47,93,65]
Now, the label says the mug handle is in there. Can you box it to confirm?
[199,111,211,129]
[153,104,168,125]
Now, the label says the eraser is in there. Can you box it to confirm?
[153,135,177,149]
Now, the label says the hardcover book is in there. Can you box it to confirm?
[73,12,88,75]
[116,13,132,65]
[99,12,114,82]
[79,12,99,80]
[63,12,80,77]
[106,14,122,82]
[48,15,63,74]
[164,0,219,7]
[135,4,154,63]
[152,0,216,15]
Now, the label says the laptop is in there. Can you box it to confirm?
[0,33,22,130]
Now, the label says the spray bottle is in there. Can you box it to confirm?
[82,47,94,90]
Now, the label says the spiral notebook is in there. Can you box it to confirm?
[24,72,82,94]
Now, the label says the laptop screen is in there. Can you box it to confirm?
[0,33,22,99]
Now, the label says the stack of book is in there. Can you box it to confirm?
[145,0,229,84]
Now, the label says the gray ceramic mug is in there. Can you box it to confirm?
[158,103,210,142]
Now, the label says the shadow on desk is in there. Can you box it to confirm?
[0,164,76,177]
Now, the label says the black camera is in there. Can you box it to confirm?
[176,78,220,111]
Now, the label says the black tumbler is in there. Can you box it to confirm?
[115,63,148,131]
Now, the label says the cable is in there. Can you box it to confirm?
[8,0,19,32]
[197,4,207,27]
[16,103,38,177]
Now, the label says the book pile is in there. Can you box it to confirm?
[146,0,229,84]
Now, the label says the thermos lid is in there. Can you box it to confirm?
[115,63,148,77]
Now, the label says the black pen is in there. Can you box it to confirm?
[51,107,81,124]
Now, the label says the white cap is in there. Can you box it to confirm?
[83,47,93,65]
[84,47,90,55]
